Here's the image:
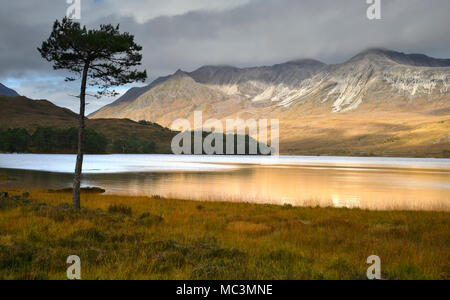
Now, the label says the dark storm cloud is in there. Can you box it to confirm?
[121,0,450,75]
[0,0,449,112]
[0,1,70,78]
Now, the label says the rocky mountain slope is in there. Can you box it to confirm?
[0,83,20,97]
[89,49,450,157]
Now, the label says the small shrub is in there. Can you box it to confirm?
[0,243,37,269]
[205,247,245,260]
[151,251,186,272]
[190,262,226,280]
[386,263,427,280]
[108,204,132,216]
[70,228,106,243]
[268,249,296,261]
[33,203,72,222]
[150,240,186,253]
[0,197,14,210]
[326,258,361,280]
[0,193,29,210]
[138,212,163,226]
[110,233,144,243]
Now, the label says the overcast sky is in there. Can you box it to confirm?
[1,0,449,113]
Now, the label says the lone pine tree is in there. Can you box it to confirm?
[38,17,147,209]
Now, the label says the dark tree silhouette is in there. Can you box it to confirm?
[38,18,147,210]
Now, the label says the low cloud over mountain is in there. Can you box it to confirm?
[90,49,450,123]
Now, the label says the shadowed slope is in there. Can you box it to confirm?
[0,83,20,97]
[0,95,175,153]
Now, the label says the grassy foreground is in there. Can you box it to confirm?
[0,189,448,280]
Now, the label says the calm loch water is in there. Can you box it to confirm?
[0,154,449,211]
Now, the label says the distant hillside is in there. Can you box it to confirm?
[0,95,175,153]
[0,83,20,97]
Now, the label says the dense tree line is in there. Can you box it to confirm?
[181,132,271,155]
[0,127,160,154]
[0,127,109,154]
[0,128,29,153]
[32,127,109,153]
[138,120,166,130]
[0,127,268,155]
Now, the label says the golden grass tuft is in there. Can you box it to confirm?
[227,221,272,235]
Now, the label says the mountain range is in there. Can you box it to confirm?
[89,48,450,157]
[90,48,450,122]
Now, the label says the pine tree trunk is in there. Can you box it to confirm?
[72,62,89,210]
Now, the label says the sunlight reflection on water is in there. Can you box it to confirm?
[0,154,449,211]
